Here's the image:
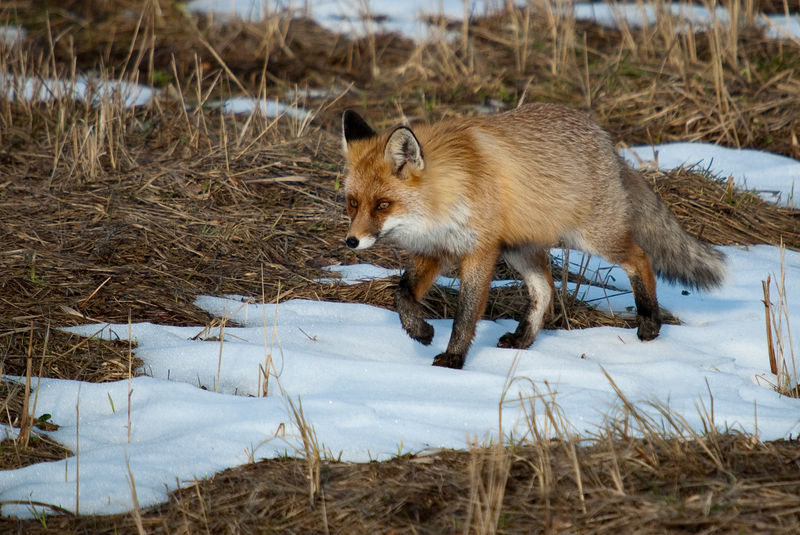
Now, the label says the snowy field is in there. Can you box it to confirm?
[2,244,799,517]
[2,0,800,520]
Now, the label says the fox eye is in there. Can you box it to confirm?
[348,198,358,209]
[376,200,390,211]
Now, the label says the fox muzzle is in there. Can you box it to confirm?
[345,234,376,250]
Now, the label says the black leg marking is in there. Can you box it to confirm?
[432,352,466,369]
[433,249,497,369]
[395,273,434,345]
[630,275,661,341]
[497,303,536,349]
[610,237,661,342]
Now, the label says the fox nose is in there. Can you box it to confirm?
[345,236,359,249]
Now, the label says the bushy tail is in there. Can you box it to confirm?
[620,159,726,290]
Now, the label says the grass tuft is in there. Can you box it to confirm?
[762,244,799,397]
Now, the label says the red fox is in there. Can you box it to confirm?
[340,104,725,369]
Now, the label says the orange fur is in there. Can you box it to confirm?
[341,104,723,369]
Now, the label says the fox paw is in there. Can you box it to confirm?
[497,331,534,350]
[404,320,434,345]
[636,316,661,341]
[432,352,465,369]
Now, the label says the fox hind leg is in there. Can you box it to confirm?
[498,247,554,349]
[610,237,661,341]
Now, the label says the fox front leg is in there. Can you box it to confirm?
[432,247,498,369]
[395,255,442,345]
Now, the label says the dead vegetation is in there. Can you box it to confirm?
[6,412,800,533]
[1,0,800,531]
[0,381,71,470]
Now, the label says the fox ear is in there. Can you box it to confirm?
[342,110,375,151]
[384,126,424,177]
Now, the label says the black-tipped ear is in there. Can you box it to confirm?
[384,126,424,176]
[342,110,375,145]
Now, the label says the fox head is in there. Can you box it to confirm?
[340,110,425,250]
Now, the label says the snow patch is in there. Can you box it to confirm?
[573,2,800,39]
[210,96,314,121]
[623,143,800,208]
[320,264,517,288]
[185,1,800,41]
[0,74,157,108]
[0,25,26,45]
[187,0,506,39]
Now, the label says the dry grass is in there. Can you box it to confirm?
[5,418,800,533]
[0,381,70,470]
[1,0,800,531]
[762,245,799,397]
